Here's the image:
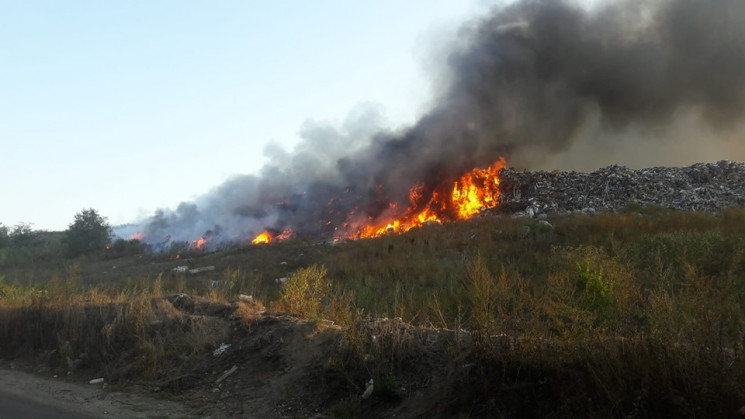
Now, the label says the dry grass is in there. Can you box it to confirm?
[2,208,745,417]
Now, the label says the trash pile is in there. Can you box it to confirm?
[498,160,745,215]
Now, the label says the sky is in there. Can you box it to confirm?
[0,1,492,232]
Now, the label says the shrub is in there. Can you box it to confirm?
[272,264,333,320]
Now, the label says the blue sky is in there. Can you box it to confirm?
[1,1,491,231]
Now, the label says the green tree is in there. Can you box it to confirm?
[9,223,35,246]
[0,223,8,248]
[64,209,112,257]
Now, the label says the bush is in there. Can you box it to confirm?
[272,264,333,321]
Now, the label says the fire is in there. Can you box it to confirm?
[251,231,272,244]
[128,232,144,241]
[192,237,207,249]
[276,228,295,241]
[452,161,504,218]
[343,157,506,239]
[250,228,295,245]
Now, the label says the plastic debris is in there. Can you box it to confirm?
[189,266,215,275]
[361,379,374,399]
[213,343,231,357]
[89,378,104,385]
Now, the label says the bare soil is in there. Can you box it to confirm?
[2,297,456,418]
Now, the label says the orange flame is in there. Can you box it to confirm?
[343,157,506,239]
[129,232,144,241]
[251,231,272,244]
[276,228,295,241]
[193,237,207,249]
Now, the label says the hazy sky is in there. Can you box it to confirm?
[1,1,491,231]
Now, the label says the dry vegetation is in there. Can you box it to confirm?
[2,207,745,417]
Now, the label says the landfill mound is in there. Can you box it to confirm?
[498,160,745,216]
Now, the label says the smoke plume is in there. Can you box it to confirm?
[117,0,745,245]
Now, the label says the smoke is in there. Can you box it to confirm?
[117,0,745,245]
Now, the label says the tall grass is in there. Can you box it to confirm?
[2,209,745,416]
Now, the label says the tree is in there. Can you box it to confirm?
[9,223,35,246]
[0,223,8,248]
[64,209,112,257]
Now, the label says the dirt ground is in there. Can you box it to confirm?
[0,364,195,418]
[0,296,458,419]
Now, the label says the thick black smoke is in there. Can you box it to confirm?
[117,0,745,245]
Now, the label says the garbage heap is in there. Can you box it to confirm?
[497,160,745,216]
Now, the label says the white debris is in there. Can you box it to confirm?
[361,379,374,399]
[213,343,231,357]
[189,266,215,274]
[238,294,254,303]
[89,378,104,385]
[215,365,238,384]
[275,277,289,285]
[171,266,189,273]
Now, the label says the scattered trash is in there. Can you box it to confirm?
[215,365,238,384]
[275,277,289,285]
[361,379,374,399]
[189,266,216,275]
[213,343,231,357]
[89,378,104,385]
[238,294,254,303]
[171,266,189,273]
[499,161,745,215]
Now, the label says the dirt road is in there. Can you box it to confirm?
[0,367,195,418]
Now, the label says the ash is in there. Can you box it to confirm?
[498,161,745,216]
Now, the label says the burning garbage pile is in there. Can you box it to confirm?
[114,0,745,251]
[498,161,745,217]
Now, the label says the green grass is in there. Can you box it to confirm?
[2,208,745,417]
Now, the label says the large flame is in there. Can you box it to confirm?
[251,231,272,244]
[248,158,505,244]
[343,157,506,239]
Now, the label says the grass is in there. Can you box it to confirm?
[1,207,745,417]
